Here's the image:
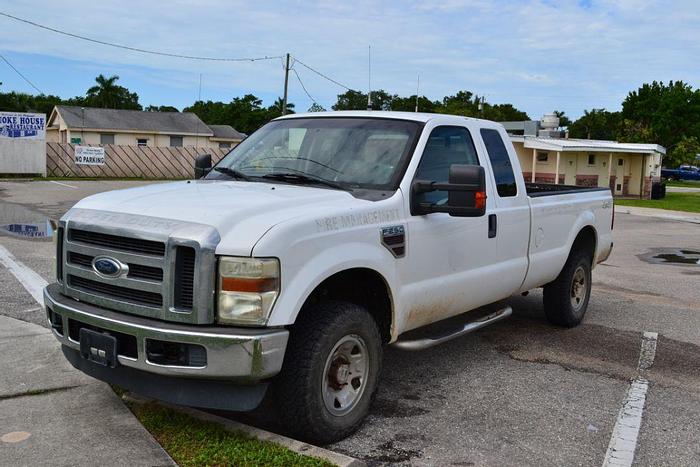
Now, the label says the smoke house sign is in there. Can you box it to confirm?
[0,112,45,139]
[75,146,105,165]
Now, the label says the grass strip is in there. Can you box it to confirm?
[615,192,700,213]
[126,401,334,467]
[666,180,700,188]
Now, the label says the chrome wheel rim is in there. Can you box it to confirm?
[322,334,369,417]
[571,266,587,312]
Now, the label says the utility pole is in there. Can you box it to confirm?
[282,53,290,115]
[415,74,420,113]
[367,45,372,111]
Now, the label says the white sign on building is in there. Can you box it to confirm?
[75,146,106,165]
[0,112,46,139]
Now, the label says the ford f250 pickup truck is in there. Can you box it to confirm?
[44,111,613,443]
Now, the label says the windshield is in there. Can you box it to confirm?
[207,117,423,190]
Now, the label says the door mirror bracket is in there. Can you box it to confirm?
[411,164,487,217]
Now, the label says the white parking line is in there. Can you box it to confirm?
[48,180,78,189]
[0,245,48,306]
[602,331,658,467]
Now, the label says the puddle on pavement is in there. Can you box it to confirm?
[0,202,54,241]
[638,248,700,266]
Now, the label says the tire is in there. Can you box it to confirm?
[543,249,593,327]
[272,301,383,444]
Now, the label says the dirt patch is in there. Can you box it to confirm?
[365,440,422,465]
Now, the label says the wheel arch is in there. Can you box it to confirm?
[294,267,394,343]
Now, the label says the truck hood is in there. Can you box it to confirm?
[71,180,360,256]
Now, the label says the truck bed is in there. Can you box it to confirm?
[525,182,610,198]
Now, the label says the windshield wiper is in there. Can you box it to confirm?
[213,166,251,181]
[262,172,346,190]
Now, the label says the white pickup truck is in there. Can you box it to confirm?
[44,111,613,443]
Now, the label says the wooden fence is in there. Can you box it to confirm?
[46,143,229,178]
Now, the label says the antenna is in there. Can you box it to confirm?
[196,73,202,147]
[415,74,420,113]
[367,45,372,111]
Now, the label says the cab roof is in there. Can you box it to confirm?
[274,110,501,127]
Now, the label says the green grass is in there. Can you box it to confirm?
[126,401,333,467]
[666,180,700,188]
[615,191,700,213]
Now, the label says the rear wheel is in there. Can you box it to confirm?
[543,249,592,327]
[272,301,382,444]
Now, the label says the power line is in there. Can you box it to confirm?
[293,57,351,91]
[292,68,319,106]
[0,12,282,62]
[0,53,43,93]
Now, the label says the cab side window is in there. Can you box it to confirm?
[480,128,517,197]
[414,126,479,205]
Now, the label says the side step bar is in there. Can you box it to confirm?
[392,306,512,351]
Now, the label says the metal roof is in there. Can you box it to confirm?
[511,135,666,155]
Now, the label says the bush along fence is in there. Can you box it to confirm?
[46,143,229,178]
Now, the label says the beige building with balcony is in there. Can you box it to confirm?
[46,106,245,149]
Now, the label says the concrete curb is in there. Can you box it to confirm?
[122,394,365,467]
[617,207,700,224]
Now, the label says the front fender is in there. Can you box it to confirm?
[265,241,397,327]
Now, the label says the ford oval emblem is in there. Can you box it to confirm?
[92,257,125,278]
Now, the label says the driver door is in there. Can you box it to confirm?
[400,125,500,331]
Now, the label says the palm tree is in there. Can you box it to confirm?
[271,97,295,115]
[86,74,121,108]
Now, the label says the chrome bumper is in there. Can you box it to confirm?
[44,283,289,381]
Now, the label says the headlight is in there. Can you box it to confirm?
[217,257,280,326]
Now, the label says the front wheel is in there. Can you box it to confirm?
[272,301,382,444]
[543,250,592,327]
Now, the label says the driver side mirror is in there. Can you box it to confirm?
[411,164,487,217]
[194,153,212,179]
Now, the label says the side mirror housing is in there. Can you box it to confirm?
[411,164,487,217]
[194,153,212,179]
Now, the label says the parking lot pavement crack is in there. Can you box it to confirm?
[0,385,81,401]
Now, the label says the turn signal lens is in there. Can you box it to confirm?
[475,191,487,210]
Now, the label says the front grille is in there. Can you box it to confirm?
[174,246,195,309]
[68,251,164,282]
[68,228,166,256]
[68,251,92,268]
[68,274,163,307]
[128,263,164,281]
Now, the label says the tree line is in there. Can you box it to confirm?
[1,75,698,167]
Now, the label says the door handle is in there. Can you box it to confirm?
[488,214,497,238]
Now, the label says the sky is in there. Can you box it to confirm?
[1,0,699,120]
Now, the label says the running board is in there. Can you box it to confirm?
[392,306,513,351]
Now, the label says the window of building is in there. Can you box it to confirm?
[414,126,479,205]
[137,138,148,147]
[588,154,596,165]
[218,142,231,149]
[170,136,183,147]
[100,134,114,145]
[618,158,624,166]
[480,128,517,197]
[537,152,548,162]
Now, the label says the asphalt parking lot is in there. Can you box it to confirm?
[1,179,698,467]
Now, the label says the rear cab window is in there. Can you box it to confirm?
[480,128,517,197]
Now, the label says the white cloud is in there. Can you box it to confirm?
[0,0,698,118]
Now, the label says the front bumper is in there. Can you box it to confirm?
[44,283,289,382]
